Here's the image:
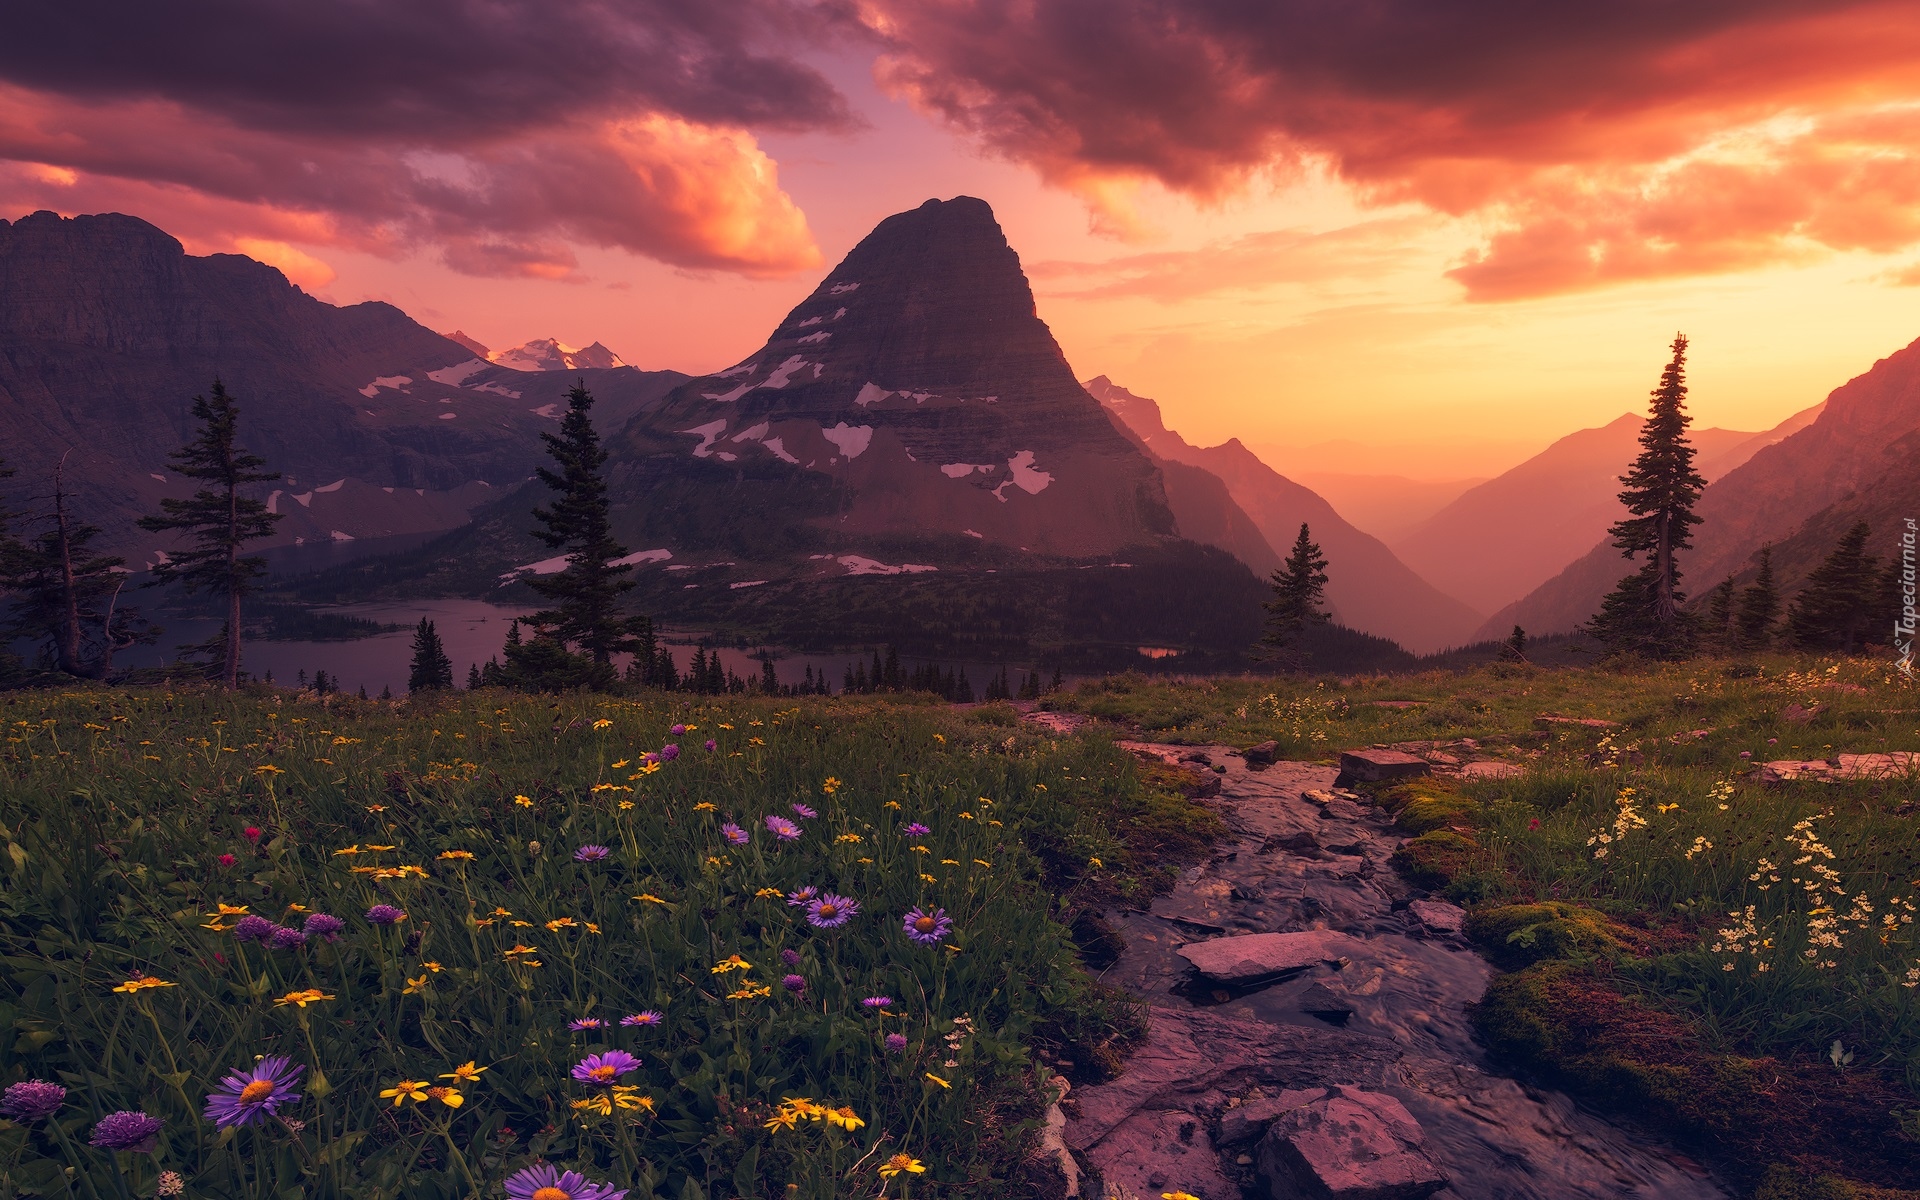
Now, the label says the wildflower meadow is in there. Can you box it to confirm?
[0,689,1152,1199]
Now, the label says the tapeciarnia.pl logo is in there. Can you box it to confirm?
[1897,517,1916,680]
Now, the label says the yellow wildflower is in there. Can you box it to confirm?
[366,845,397,852]
[1163,1193,1201,1200]
[879,1154,927,1178]
[611,759,630,769]
[273,988,335,1008]
[514,795,534,808]
[440,1062,488,1083]
[403,975,430,995]
[973,859,992,868]
[545,917,578,931]
[765,1109,798,1132]
[884,800,902,810]
[634,893,668,905]
[425,1086,463,1108]
[112,977,175,994]
[822,776,841,794]
[437,850,475,861]
[593,719,613,730]
[208,903,251,917]
[693,802,718,812]
[380,1079,429,1106]
[1088,857,1104,869]
[585,922,601,935]
[726,982,772,1000]
[836,833,862,844]
[710,954,752,974]
[920,873,937,884]
[755,887,783,898]
[422,961,443,972]
[911,845,931,854]
[332,845,362,856]
[826,1106,864,1131]
[925,1072,951,1088]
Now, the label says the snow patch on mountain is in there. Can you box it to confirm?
[760,355,811,389]
[941,463,992,478]
[611,549,672,567]
[471,381,522,398]
[701,381,754,403]
[427,359,489,386]
[763,437,798,464]
[681,419,728,457]
[837,555,937,576]
[829,281,860,294]
[530,403,560,419]
[854,383,892,407]
[822,423,873,459]
[732,422,770,442]
[797,331,830,344]
[1007,450,1054,494]
[315,478,346,493]
[358,375,412,397]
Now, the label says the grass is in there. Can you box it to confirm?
[0,686,1214,1199]
[1053,654,1920,1192]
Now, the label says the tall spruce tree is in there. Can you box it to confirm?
[1787,522,1882,651]
[1259,523,1330,662]
[407,617,455,692]
[138,381,282,687]
[1589,335,1706,659]
[521,383,640,689]
[1734,546,1780,652]
[1705,577,1736,649]
[2,453,159,678]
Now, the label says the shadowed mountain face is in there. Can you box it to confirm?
[1086,376,1486,654]
[1482,338,1920,639]
[1395,413,1768,616]
[612,197,1176,559]
[0,210,685,556]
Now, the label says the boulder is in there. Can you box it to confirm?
[1256,1087,1448,1200]
[1781,703,1826,724]
[1176,931,1361,986]
[1336,749,1430,786]
[1294,982,1355,1024]
[1406,900,1467,937]
[1218,1089,1328,1146]
[1758,759,1834,784]
[1244,740,1281,767]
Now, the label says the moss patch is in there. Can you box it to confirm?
[1390,829,1478,889]
[1473,961,1920,1192]
[1466,902,1629,970]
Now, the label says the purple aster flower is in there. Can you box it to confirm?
[570,1050,642,1088]
[204,1057,304,1129]
[903,822,930,837]
[704,739,717,752]
[720,823,749,847]
[885,1033,908,1054]
[90,1110,163,1153]
[903,906,954,946]
[785,887,817,908]
[781,948,802,966]
[621,1010,664,1028]
[504,1162,628,1200]
[781,973,806,994]
[574,844,611,863]
[764,815,801,841]
[0,1080,66,1121]
[568,1018,607,1031]
[660,744,680,762]
[268,925,308,950]
[302,913,344,942]
[805,894,859,928]
[365,904,405,926]
[231,915,276,943]
[861,996,894,1010]
[791,803,817,819]
[670,724,687,736]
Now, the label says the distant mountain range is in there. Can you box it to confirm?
[1390,412,1806,616]
[0,210,684,559]
[447,333,631,372]
[1483,343,1918,638]
[1085,377,1483,653]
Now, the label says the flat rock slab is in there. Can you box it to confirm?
[1759,752,1920,784]
[1024,710,1092,736]
[1533,715,1619,729]
[1406,900,1467,937]
[1066,1006,1400,1152]
[1177,930,1363,986]
[1257,1087,1449,1200]
[1086,1108,1239,1200]
[1337,749,1430,785]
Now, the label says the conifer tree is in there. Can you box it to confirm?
[1787,522,1882,651]
[1706,578,1735,648]
[1734,546,1780,652]
[138,380,282,687]
[467,662,482,689]
[407,617,455,692]
[1259,523,1330,662]
[521,383,642,687]
[1504,624,1528,662]
[1590,335,1706,659]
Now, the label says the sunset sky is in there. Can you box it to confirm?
[7,1,1920,478]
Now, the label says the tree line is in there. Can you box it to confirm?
[1587,334,1905,659]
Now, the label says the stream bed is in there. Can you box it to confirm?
[1059,745,1729,1200]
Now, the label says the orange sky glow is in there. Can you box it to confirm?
[6,3,1920,479]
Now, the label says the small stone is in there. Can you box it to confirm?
[1781,703,1825,724]
[1244,740,1281,766]
[1407,899,1467,937]
[1336,749,1430,786]
[1238,1154,1255,1166]
[1295,982,1354,1024]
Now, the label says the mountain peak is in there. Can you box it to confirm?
[621,196,1174,557]
[488,337,628,372]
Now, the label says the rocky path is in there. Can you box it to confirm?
[1060,746,1729,1200]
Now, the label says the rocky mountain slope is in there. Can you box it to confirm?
[1394,414,1772,616]
[359,197,1272,665]
[1086,377,1484,653]
[1481,339,1920,638]
[0,210,684,557]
